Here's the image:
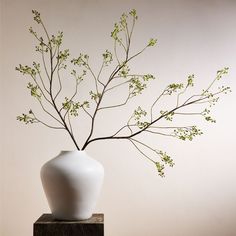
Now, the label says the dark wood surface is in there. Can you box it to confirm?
[34,213,104,236]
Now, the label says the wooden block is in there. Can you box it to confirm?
[33,213,104,236]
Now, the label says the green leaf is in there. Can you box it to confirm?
[174,126,203,141]
[32,10,41,24]
[51,31,63,46]
[166,83,184,95]
[187,74,194,87]
[129,9,138,19]
[129,77,146,96]
[143,74,155,81]
[160,110,174,121]
[17,113,36,124]
[147,38,157,47]
[102,50,113,65]
[16,64,37,77]
[71,53,89,67]
[155,162,165,177]
[118,63,130,78]
[27,82,41,99]
[89,91,101,102]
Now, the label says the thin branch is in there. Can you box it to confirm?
[183,94,203,105]
[86,63,99,94]
[59,78,81,113]
[117,39,127,53]
[144,130,176,137]
[54,64,63,101]
[151,89,167,121]
[34,117,65,130]
[30,75,53,106]
[176,86,188,107]
[174,112,203,116]
[30,31,50,49]
[149,125,194,129]
[36,70,50,95]
[129,15,136,43]
[38,100,64,125]
[52,44,58,59]
[82,106,93,119]
[129,139,155,163]
[194,98,219,104]
[98,92,131,110]
[111,124,130,137]
[114,41,121,65]
[41,49,51,81]
[67,112,74,136]
[97,62,105,87]
[124,20,130,51]
[128,46,147,62]
[105,80,131,93]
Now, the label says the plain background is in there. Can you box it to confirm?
[1,0,236,235]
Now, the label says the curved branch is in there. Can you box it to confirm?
[30,75,53,106]
[34,117,65,130]
[82,106,93,119]
[87,63,99,93]
[84,91,222,147]
[41,49,51,82]
[38,100,64,126]
[98,92,131,110]
[144,130,176,137]
[129,138,155,163]
[97,62,105,87]
[151,88,167,121]
[54,64,63,101]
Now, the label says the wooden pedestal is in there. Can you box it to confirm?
[33,213,104,236]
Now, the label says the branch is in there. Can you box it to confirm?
[67,112,73,135]
[84,90,223,147]
[34,116,65,130]
[129,138,155,163]
[54,64,63,101]
[98,91,131,110]
[97,62,105,87]
[176,85,188,107]
[35,67,50,95]
[41,49,51,81]
[82,106,93,119]
[37,100,63,125]
[38,16,81,150]
[114,41,121,64]
[30,75,53,106]
[144,130,176,137]
[174,112,203,116]
[151,88,167,121]
[87,63,99,94]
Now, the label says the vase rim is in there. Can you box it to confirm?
[60,150,86,154]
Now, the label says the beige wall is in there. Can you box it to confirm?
[1,0,236,235]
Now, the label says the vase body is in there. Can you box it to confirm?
[40,150,104,220]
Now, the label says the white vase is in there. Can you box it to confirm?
[40,150,104,220]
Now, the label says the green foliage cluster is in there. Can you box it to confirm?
[155,151,174,177]
[62,98,89,117]
[160,110,175,121]
[174,126,203,141]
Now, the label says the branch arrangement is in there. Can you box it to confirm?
[16,10,231,177]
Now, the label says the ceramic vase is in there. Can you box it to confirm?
[40,150,104,220]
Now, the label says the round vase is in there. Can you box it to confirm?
[40,150,104,220]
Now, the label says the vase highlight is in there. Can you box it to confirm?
[40,150,104,220]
